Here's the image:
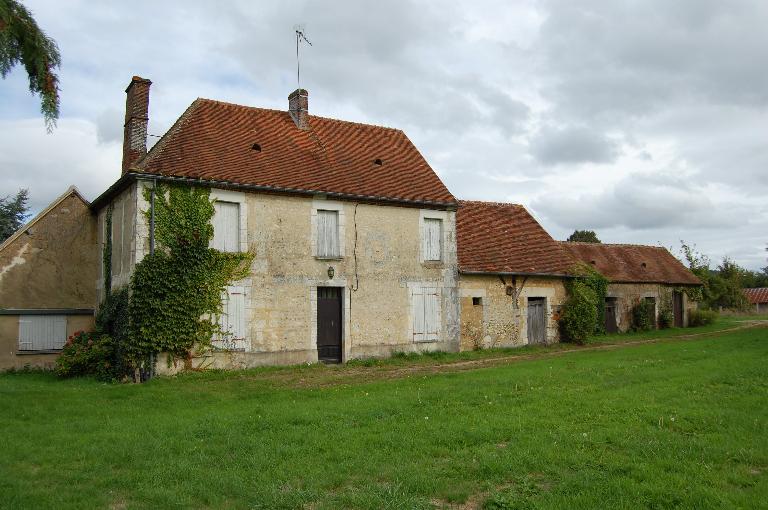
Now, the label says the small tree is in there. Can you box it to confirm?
[559,280,598,344]
[0,188,29,241]
[0,0,61,130]
[566,230,601,243]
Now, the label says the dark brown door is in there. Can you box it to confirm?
[645,297,657,329]
[527,298,546,344]
[604,298,618,334]
[673,291,684,327]
[317,287,342,362]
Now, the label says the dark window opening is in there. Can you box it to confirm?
[251,143,262,152]
[472,297,482,306]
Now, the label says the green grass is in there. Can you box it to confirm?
[1,325,767,509]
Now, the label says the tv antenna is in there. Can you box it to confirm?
[294,24,312,90]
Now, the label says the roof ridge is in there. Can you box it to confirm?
[133,98,203,171]
[458,199,524,208]
[561,241,667,249]
[195,97,404,133]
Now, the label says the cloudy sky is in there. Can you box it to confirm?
[2,0,766,269]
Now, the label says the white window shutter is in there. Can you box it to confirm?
[424,287,441,341]
[317,210,339,258]
[212,201,240,252]
[412,286,425,342]
[216,287,246,349]
[423,219,442,261]
[18,315,67,351]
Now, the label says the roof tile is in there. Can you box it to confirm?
[744,287,768,304]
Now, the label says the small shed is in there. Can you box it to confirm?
[743,288,768,314]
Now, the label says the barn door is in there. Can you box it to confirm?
[317,287,343,362]
[604,298,618,334]
[527,298,546,345]
[672,291,684,327]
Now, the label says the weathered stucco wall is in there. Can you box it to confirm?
[0,192,98,368]
[458,275,567,350]
[606,282,696,331]
[106,184,460,371]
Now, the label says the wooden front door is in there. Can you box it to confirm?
[527,298,546,345]
[604,298,618,334]
[672,291,684,327]
[317,287,342,362]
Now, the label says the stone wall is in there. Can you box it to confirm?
[606,282,696,331]
[458,275,567,350]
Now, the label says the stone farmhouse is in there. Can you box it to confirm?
[0,77,703,370]
[560,242,700,332]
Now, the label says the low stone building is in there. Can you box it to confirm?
[744,288,768,314]
[90,77,460,370]
[456,201,574,349]
[0,187,98,369]
[560,242,701,331]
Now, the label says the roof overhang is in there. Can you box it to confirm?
[90,171,459,212]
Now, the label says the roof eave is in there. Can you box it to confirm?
[459,269,576,278]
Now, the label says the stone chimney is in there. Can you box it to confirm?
[288,88,309,129]
[122,76,152,173]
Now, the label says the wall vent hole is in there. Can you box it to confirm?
[251,143,262,152]
[472,297,482,306]
[373,158,383,165]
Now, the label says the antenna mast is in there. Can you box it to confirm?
[294,25,312,90]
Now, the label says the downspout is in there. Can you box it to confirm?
[148,179,156,379]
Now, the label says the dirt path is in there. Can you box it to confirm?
[253,321,768,389]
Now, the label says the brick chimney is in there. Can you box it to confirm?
[288,88,309,129]
[122,76,152,173]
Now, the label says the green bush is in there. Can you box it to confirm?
[631,300,655,332]
[55,331,117,381]
[559,280,597,344]
[689,309,717,327]
[658,307,674,329]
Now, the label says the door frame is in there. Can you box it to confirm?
[309,280,350,362]
[526,297,547,345]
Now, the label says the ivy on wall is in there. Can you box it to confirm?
[572,262,610,335]
[126,184,254,367]
[102,205,113,297]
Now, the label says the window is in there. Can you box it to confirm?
[412,285,441,342]
[18,315,67,351]
[212,201,240,252]
[422,218,442,261]
[316,209,340,258]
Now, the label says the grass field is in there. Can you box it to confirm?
[1,322,766,509]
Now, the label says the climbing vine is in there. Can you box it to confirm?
[571,262,610,335]
[127,184,253,368]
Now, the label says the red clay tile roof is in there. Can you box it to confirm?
[559,242,701,285]
[744,287,768,304]
[457,201,576,275]
[133,99,456,206]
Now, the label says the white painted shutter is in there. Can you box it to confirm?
[424,287,441,341]
[412,286,426,342]
[317,210,339,258]
[18,315,67,350]
[212,201,240,252]
[217,286,246,349]
[423,219,442,261]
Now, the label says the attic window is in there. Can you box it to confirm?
[373,158,383,166]
[251,143,262,152]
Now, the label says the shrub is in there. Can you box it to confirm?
[55,331,117,381]
[689,309,717,327]
[631,300,655,332]
[559,280,597,344]
[658,307,674,329]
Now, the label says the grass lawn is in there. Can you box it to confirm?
[1,324,767,509]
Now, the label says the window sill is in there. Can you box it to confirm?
[315,256,344,261]
[421,261,444,267]
[16,349,62,355]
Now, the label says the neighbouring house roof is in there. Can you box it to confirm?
[0,186,89,253]
[744,287,768,304]
[559,242,701,285]
[456,200,576,276]
[115,98,456,208]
